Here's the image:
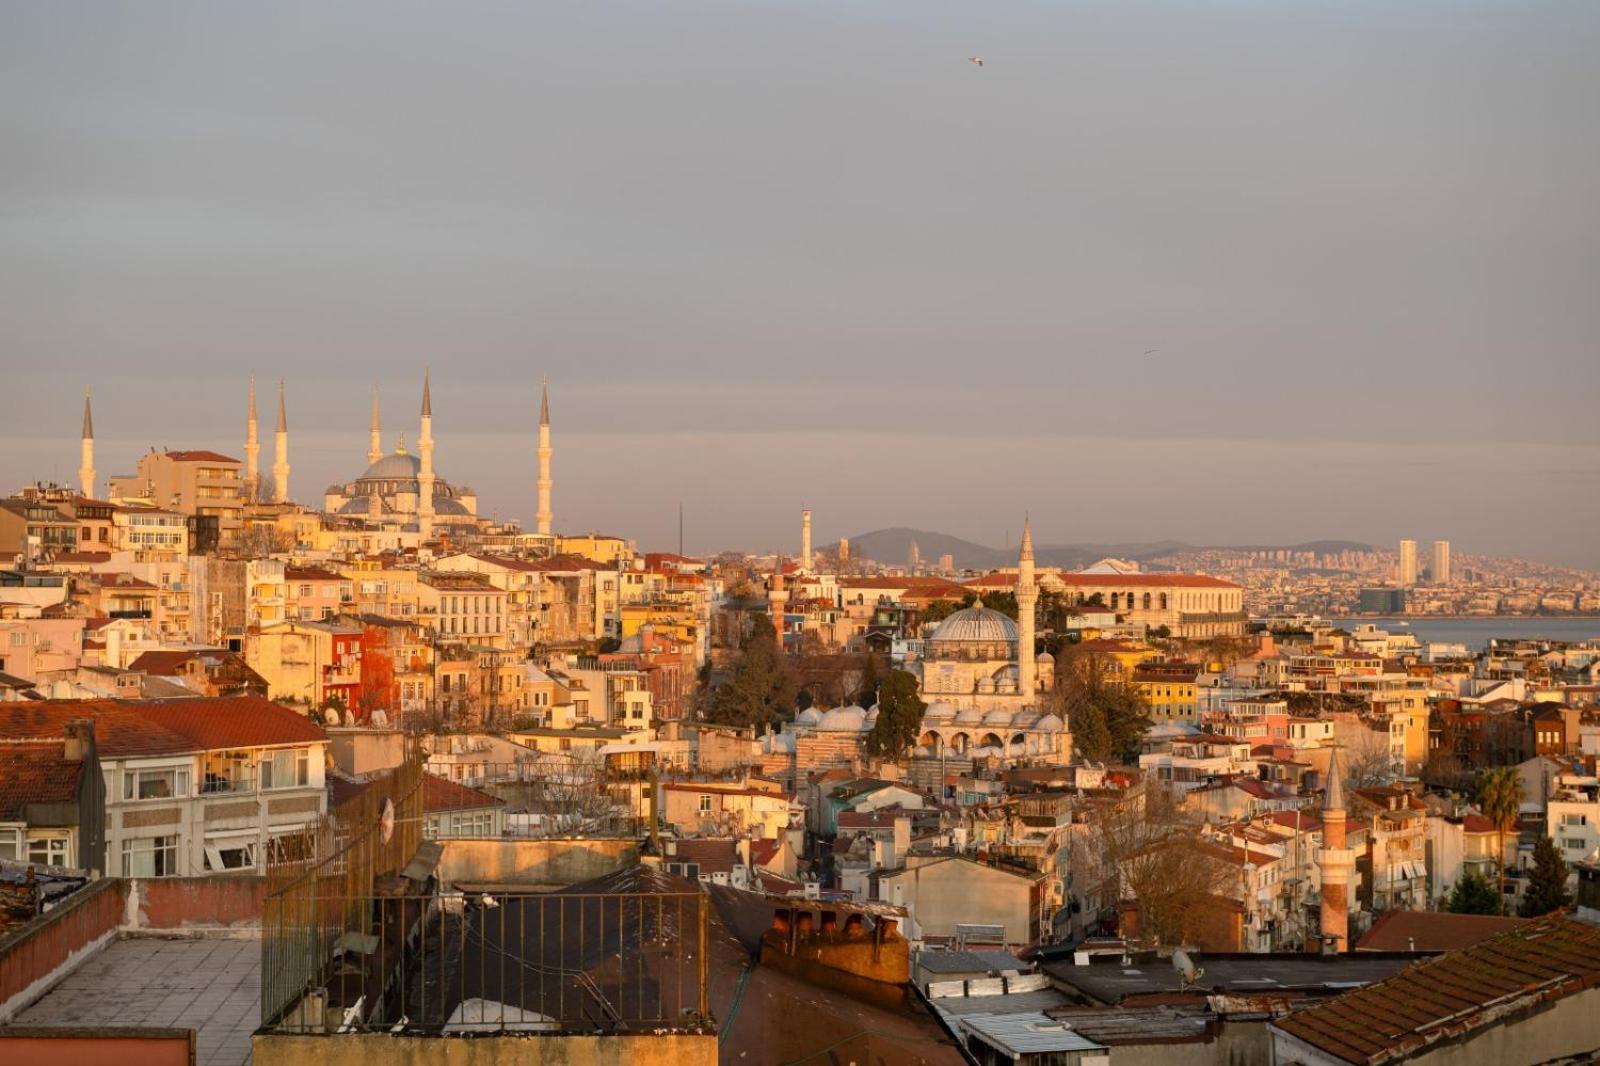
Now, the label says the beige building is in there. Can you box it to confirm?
[109,450,245,547]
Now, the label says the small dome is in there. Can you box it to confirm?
[928,605,1019,646]
[1034,713,1064,732]
[983,708,1014,727]
[796,707,823,727]
[864,706,880,726]
[976,677,996,694]
[955,706,985,725]
[818,705,868,732]
[1036,651,1055,662]
[923,701,956,722]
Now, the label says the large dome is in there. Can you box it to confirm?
[818,706,868,732]
[929,605,1018,645]
[362,452,422,480]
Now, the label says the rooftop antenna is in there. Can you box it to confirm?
[679,501,684,557]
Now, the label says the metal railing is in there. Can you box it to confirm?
[260,889,709,1034]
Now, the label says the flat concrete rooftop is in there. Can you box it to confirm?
[11,936,259,1066]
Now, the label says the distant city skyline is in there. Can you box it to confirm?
[2,2,1595,566]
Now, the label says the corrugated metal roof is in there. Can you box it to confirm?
[958,1011,1105,1054]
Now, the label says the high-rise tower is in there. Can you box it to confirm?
[78,390,96,498]
[1017,516,1038,701]
[1319,746,1353,953]
[418,369,436,540]
[272,380,290,503]
[1432,540,1451,585]
[1398,539,1418,586]
[244,374,260,501]
[368,385,383,466]
[536,379,553,536]
[801,509,813,572]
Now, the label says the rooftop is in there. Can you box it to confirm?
[1044,951,1416,1006]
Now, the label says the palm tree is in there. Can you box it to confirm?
[1478,766,1525,915]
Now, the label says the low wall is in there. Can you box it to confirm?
[437,838,638,888]
[0,878,123,1023]
[0,1027,195,1066]
[126,875,265,933]
[253,1031,717,1066]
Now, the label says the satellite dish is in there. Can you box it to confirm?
[1172,948,1203,988]
[380,797,395,844]
[324,708,341,726]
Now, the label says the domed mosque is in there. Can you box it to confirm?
[767,519,1071,770]
[322,371,533,539]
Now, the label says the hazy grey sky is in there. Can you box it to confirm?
[2,2,1595,565]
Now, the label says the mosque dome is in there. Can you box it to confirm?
[1034,713,1065,732]
[361,452,422,480]
[955,706,985,726]
[818,706,868,732]
[923,701,956,722]
[983,708,1014,727]
[928,605,1018,646]
[795,707,824,728]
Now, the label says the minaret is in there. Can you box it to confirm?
[1017,516,1038,700]
[418,369,435,540]
[536,379,553,536]
[368,385,383,466]
[78,390,96,498]
[272,380,290,504]
[801,509,813,572]
[244,374,260,502]
[1318,746,1353,953]
[768,563,789,651]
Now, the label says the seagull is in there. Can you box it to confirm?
[1144,349,1158,356]
[968,56,984,67]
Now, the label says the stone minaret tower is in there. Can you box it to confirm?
[768,563,788,651]
[536,379,553,536]
[272,380,290,503]
[1319,746,1353,953]
[418,369,436,540]
[368,385,383,466]
[244,374,260,501]
[78,390,96,498]
[1017,516,1038,700]
[801,509,813,572]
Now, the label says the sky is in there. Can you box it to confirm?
[1,1,1596,566]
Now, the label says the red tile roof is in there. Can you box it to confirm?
[0,741,82,820]
[0,697,324,757]
[670,838,737,874]
[422,773,504,812]
[128,649,228,675]
[970,572,1239,590]
[1275,916,1600,1063]
[164,449,238,463]
[284,567,346,581]
[1354,911,1528,953]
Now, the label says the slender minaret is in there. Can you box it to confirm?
[418,368,435,540]
[244,374,260,501]
[768,564,789,651]
[1319,746,1353,953]
[801,509,813,572]
[78,390,96,498]
[536,379,553,536]
[272,380,290,504]
[368,385,383,466]
[1017,516,1038,700]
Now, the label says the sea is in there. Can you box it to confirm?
[1345,616,1600,649]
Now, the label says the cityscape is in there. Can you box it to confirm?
[2,4,1598,1066]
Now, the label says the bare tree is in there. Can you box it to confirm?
[236,523,293,558]
[1343,726,1399,789]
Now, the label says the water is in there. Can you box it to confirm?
[1351,616,1600,649]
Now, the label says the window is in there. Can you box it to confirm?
[0,828,19,860]
[261,749,310,790]
[699,794,713,814]
[204,840,258,871]
[124,767,189,801]
[28,833,70,868]
[122,835,179,877]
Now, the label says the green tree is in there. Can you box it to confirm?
[1050,644,1149,764]
[979,590,1018,619]
[1477,766,1525,915]
[706,615,796,731]
[1519,835,1573,917]
[864,670,926,759]
[920,598,965,626]
[1445,868,1502,915]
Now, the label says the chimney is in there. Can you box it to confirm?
[63,719,95,763]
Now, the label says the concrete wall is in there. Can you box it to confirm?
[437,838,638,888]
[253,1031,717,1066]
[125,876,264,932]
[0,1027,194,1066]
[0,878,122,1023]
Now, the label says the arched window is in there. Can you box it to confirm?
[1159,593,1168,610]
[1142,593,1152,610]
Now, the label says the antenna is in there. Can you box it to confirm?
[679,501,684,557]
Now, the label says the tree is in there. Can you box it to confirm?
[979,590,1018,619]
[1445,868,1502,915]
[1343,727,1399,789]
[864,670,926,759]
[1519,835,1573,917]
[705,615,796,731]
[236,523,293,558]
[1050,644,1149,764]
[1478,766,1525,915]
[920,598,965,626]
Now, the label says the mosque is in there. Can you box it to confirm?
[312,373,554,540]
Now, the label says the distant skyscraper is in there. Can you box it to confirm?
[1398,539,1418,586]
[1432,540,1451,585]
[908,539,921,575]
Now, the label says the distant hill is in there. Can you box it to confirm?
[840,529,1375,572]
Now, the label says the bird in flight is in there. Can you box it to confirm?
[1144,349,1159,356]
[969,56,984,67]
